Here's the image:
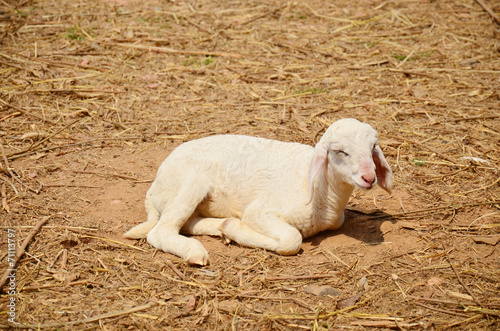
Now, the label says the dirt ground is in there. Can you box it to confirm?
[0,0,499,329]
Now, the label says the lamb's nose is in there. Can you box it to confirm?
[362,175,375,185]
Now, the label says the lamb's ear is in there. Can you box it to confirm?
[307,141,328,203]
[373,145,393,194]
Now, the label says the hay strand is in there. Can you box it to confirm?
[0,215,51,293]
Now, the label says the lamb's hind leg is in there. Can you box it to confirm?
[124,192,159,239]
[147,181,212,265]
[181,215,225,237]
[219,210,303,255]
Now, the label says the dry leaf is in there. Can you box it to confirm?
[427,277,443,286]
[472,235,500,246]
[123,30,134,39]
[459,58,479,66]
[185,295,196,312]
[60,109,90,117]
[80,58,90,66]
[336,292,363,310]
[217,299,240,313]
[304,285,342,297]
[357,276,368,291]
[52,270,79,283]
[12,78,29,85]
[460,156,491,165]
[148,83,164,89]
[141,74,159,82]
[17,132,44,141]
[412,87,427,98]
[30,153,47,160]
[446,291,474,302]
[31,69,44,79]
[468,89,482,97]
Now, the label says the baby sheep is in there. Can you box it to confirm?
[124,118,392,265]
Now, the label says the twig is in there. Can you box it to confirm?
[237,294,314,311]
[79,234,149,252]
[407,295,470,306]
[387,68,436,79]
[100,42,242,58]
[8,118,82,159]
[1,183,8,212]
[31,58,108,72]
[25,88,124,94]
[160,273,208,289]
[445,314,483,328]
[447,114,500,122]
[302,2,360,23]
[0,97,55,125]
[413,301,469,317]
[185,18,212,34]
[443,245,483,307]
[384,133,456,163]
[266,290,382,320]
[73,170,138,181]
[0,225,97,231]
[474,0,500,25]
[265,273,339,281]
[351,320,422,328]
[20,280,104,292]
[0,215,51,293]
[0,174,18,195]
[7,137,143,161]
[465,306,500,317]
[370,200,500,219]
[396,49,416,68]
[463,176,500,194]
[238,4,287,26]
[0,111,21,122]
[1,144,38,194]
[166,260,187,280]
[41,183,101,188]
[8,301,161,328]
[0,145,17,181]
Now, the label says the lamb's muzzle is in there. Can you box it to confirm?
[124,118,393,265]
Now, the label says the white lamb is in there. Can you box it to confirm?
[124,118,392,265]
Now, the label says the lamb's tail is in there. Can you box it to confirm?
[124,194,160,239]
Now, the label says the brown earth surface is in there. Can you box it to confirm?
[0,0,499,329]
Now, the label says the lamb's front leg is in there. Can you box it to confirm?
[147,228,209,265]
[147,182,212,265]
[148,210,209,265]
[219,212,303,255]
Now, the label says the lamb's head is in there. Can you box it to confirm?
[308,118,393,199]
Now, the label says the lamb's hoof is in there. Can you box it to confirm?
[218,219,235,245]
[218,218,233,231]
[221,234,231,245]
[185,241,210,266]
[188,255,209,266]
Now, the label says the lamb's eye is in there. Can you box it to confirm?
[334,150,348,156]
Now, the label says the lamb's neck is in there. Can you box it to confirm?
[311,170,354,231]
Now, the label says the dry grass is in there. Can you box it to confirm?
[0,0,499,329]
